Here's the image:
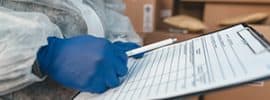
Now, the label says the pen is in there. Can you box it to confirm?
[126,38,178,57]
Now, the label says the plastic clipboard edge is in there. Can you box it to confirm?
[200,23,270,47]
[243,24,270,49]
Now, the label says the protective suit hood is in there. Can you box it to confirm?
[2,0,142,44]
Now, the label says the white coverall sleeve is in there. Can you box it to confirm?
[85,0,143,45]
[0,7,63,95]
[104,0,143,45]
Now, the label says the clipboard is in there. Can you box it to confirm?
[73,24,270,100]
[165,24,270,99]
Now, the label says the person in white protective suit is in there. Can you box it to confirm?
[0,0,143,99]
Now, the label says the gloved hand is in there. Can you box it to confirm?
[113,41,144,59]
[37,35,129,93]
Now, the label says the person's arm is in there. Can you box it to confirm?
[103,0,143,45]
[82,0,142,44]
[0,7,62,95]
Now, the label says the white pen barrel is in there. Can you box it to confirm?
[126,38,177,57]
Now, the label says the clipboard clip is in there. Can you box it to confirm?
[237,27,270,55]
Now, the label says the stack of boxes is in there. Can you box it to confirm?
[124,0,175,33]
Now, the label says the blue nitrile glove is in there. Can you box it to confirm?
[113,41,144,59]
[37,35,128,93]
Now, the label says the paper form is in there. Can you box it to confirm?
[74,24,270,100]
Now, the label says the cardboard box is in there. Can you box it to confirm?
[251,25,270,41]
[176,1,204,20]
[203,0,270,27]
[205,80,270,100]
[124,0,160,32]
[163,0,205,33]
[124,0,177,32]
[159,0,174,18]
[157,0,175,30]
